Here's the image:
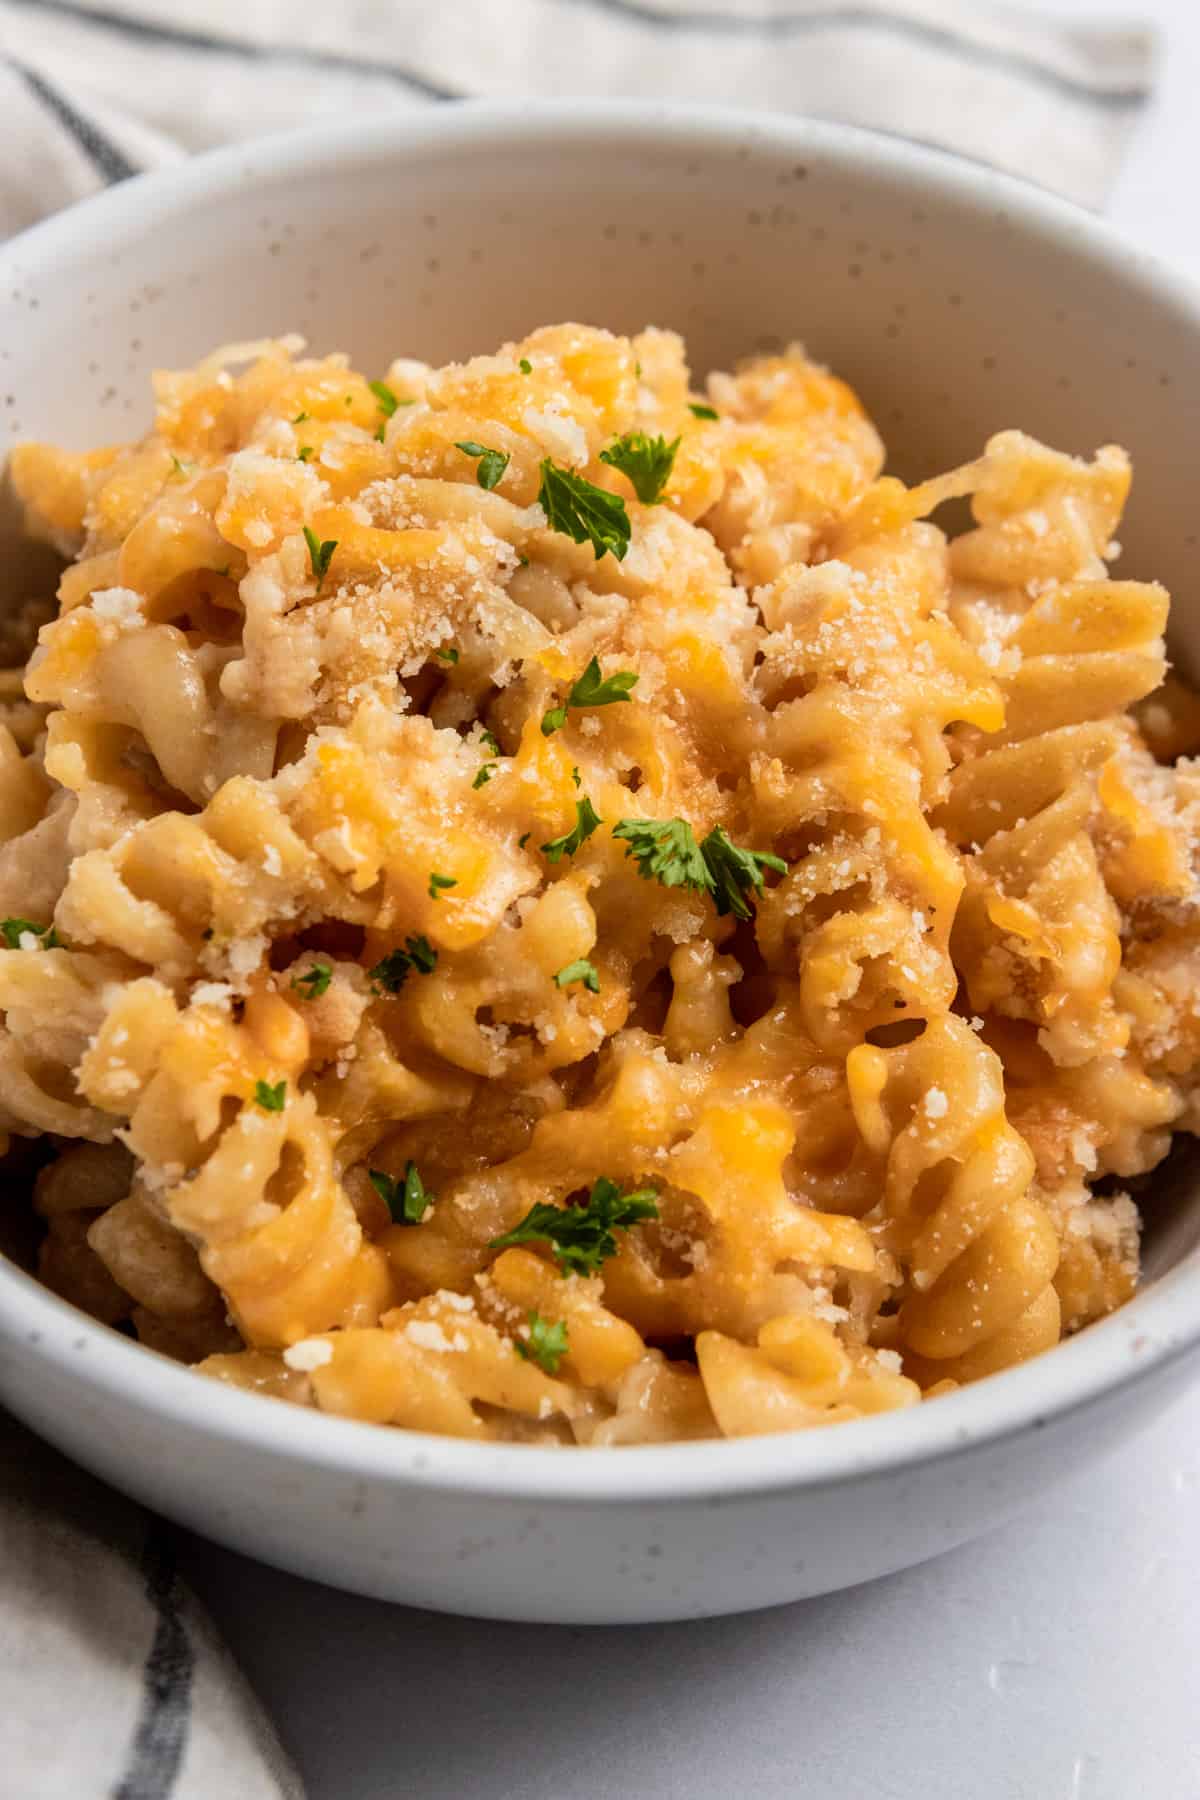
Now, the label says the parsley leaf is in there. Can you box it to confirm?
[688,402,719,421]
[297,445,314,462]
[455,440,510,491]
[1,917,59,950]
[369,379,399,418]
[699,826,787,921]
[254,1079,286,1112]
[519,357,533,374]
[612,817,712,893]
[302,525,338,590]
[290,962,332,999]
[570,766,581,789]
[473,763,496,789]
[540,655,638,735]
[369,1160,433,1225]
[515,1310,569,1374]
[490,1177,660,1276]
[536,459,630,563]
[429,871,457,900]
[554,959,600,993]
[480,728,502,756]
[599,431,680,505]
[611,818,787,916]
[369,935,439,994]
[170,454,191,478]
[292,411,309,424]
[518,832,531,849]
[435,646,459,664]
[540,796,602,863]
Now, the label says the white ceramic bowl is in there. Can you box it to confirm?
[2,104,1199,1625]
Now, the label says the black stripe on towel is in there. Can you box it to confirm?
[14,59,138,181]
[15,0,459,99]
[112,1527,194,1800]
[555,0,1151,109]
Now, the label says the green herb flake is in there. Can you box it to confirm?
[540,655,638,736]
[369,1160,433,1226]
[290,962,332,999]
[554,958,599,994]
[302,525,338,591]
[688,402,719,421]
[570,766,582,789]
[292,411,309,424]
[169,454,191,478]
[536,459,631,563]
[454,440,510,491]
[435,646,460,665]
[519,357,533,375]
[540,796,603,864]
[490,1177,660,1277]
[429,871,457,900]
[253,1079,287,1113]
[370,935,439,994]
[518,832,531,849]
[612,818,786,917]
[515,1310,569,1375]
[612,817,712,894]
[480,729,502,756]
[369,379,399,418]
[599,431,680,505]
[699,826,787,921]
[473,763,497,790]
[1,917,58,950]
[297,445,314,462]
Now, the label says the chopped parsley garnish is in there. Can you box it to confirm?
[515,1310,569,1374]
[570,766,581,789]
[369,379,399,418]
[518,831,531,849]
[369,1160,433,1225]
[536,459,630,563]
[519,357,533,374]
[1,917,59,950]
[700,825,788,920]
[612,818,786,918]
[540,655,638,735]
[611,817,709,892]
[490,1176,660,1276]
[374,423,388,443]
[297,445,314,462]
[554,959,600,993]
[429,871,457,900]
[473,763,496,789]
[540,796,602,863]
[480,728,502,756]
[292,411,309,424]
[291,961,332,999]
[435,646,459,664]
[170,454,191,478]
[599,431,680,505]
[369,935,439,994]
[254,1079,287,1112]
[688,402,719,421]
[455,440,510,491]
[302,525,337,591]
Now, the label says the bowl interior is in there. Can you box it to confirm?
[2,103,1200,1291]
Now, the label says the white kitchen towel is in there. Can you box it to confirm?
[0,3,1155,1798]
[0,0,1157,236]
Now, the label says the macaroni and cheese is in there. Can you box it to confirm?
[3,323,1195,1443]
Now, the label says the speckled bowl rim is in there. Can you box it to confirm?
[2,101,1199,1502]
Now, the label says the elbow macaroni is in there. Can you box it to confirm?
[4,322,1196,1443]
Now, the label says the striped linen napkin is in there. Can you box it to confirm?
[0,3,1154,1797]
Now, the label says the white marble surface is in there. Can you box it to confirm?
[183,6,1200,1794]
